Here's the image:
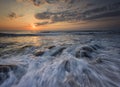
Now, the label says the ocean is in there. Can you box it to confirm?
[0,31,120,87]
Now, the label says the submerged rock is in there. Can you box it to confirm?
[0,65,17,85]
[0,65,17,73]
[0,64,26,86]
[43,46,66,57]
[75,44,99,59]
[33,50,44,56]
[47,46,56,49]
[20,45,33,49]
[15,53,120,87]
[79,50,92,58]
[0,42,15,48]
[0,44,120,87]
[81,46,94,52]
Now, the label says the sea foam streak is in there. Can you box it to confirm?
[0,33,120,87]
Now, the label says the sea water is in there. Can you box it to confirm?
[0,31,120,87]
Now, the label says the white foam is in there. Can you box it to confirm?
[0,34,120,87]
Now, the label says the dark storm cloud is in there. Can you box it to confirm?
[34,1,120,26]
[8,12,23,19]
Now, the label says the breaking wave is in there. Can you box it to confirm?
[0,33,120,87]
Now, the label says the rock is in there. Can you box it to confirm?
[34,50,44,56]
[92,58,103,64]
[90,44,101,50]
[75,50,91,58]
[81,46,94,52]
[0,42,15,48]
[0,73,8,85]
[50,47,66,56]
[75,44,101,59]
[47,46,56,49]
[80,50,91,58]
[43,46,66,56]
[0,65,17,73]
[65,74,80,87]
[0,65,17,85]
[20,45,33,49]
[64,60,70,72]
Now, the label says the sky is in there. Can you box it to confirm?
[0,0,120,31]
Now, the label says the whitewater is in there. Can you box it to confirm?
[0,32,120,87]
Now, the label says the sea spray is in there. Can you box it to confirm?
[0,43,120,87]
[0,33,120,87]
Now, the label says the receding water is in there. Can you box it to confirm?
[0,32,120,87]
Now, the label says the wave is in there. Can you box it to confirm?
[0,33,38,37]
[0,42,120,87]
[0,30,120,37]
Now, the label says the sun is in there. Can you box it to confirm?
[31,24,36,29]
[28,24,38,30]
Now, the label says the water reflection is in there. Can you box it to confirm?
[0,36,43,57]
[0,34,94,57]
[0,36,42,47]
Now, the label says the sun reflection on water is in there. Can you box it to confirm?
[0,36,42,47]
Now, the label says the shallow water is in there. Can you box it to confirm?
[0,32,120,87]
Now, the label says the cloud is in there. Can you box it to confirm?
[35,12,52,19]
[32,0,77,5]
[31,0,45,6]
[16,0,82,7]
[50,14,65,22]
[35,11,68,22]
[8,12,23,19]
[16,0,43,6]
[17,0,118,26]
[81,2,120,20]
[34,1,120,26]
[35,21,49,26]
[16,0,26,2]
[34,10,80,25]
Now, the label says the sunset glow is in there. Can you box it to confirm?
[0,1,120,87]
[31,24,36,29]
[0,0,120,31]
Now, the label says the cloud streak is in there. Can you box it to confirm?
[16,0,81,7]
[34,1,120,26]
[8,12,23,19]
[17,0,120,26]
[35,21,50,26]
